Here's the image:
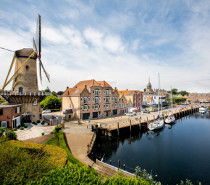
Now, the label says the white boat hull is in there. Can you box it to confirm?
[199,107,207,114]
[165,115,175,124]
[148,120,164,131]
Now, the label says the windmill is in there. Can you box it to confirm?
[1,14,50,123]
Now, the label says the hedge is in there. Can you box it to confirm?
[8,140,68,168]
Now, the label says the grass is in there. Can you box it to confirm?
[0,140,64,185]
[44,130,83,166]
[44,133,59,146]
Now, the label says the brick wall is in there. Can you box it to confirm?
[0,105,22,128]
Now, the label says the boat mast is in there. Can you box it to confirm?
[171,86,173,110]
[158,73,160,115]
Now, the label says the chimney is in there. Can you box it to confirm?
[66,86,69,89]
[126,89,128,91]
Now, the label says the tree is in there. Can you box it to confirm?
[52,91,57,97]
[42,88,51,93]
[179,90,189,96]
[144,88,146,92]
[171,88,178,95]
[40,95,61,110]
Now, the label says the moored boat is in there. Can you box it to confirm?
[199,105,207,114]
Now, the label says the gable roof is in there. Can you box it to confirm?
[118,90,141,96]
[63,79,112,96]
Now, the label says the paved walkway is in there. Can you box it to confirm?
[63,121,133,177]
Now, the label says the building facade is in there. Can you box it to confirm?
[118,90,142,112]
[188,93,210,103]
[62,80,124,120]
[0,104,22,128]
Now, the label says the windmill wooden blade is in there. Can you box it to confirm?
[33,38,42,84]
[35,14,41,57]
[39,58,50,82]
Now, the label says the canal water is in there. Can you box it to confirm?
[92,112,210,185]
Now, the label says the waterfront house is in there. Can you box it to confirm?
[62,79,122,120]
[118,90,142,112]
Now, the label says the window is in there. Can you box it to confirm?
[95,90,98,96]
[26,65,29,71]
[104,97,106,101]
[99,90,101,94]
[81,97,83,102]
[33,99,37,106]
[104,104,105,108]
[95,97,98,104]
[81,106,83,110]
[84,97,88,104]
[0,109,3,115]
[109,90,111,94]
[93,97,95,102]
[19,87,23,94]
[93,90,95,94]
[88,97,90,102]
[104,90,105,94]
[88,105,90,110]
[1,121,7,128]
[92,105,95,109]
[99,104,101,109]
[99,97,101,102]
[16,107,21,113]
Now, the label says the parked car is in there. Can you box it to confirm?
[125,112,136,116]
[42,109,51,114]
[141,109,150,114]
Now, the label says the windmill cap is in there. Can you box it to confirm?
[15,48,37,59]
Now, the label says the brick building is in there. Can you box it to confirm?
[62,79,124,120]
[118,90,142,112]
[188,93,210,103]
[0,104,22,128]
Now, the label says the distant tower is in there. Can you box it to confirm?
[12,49,38,94]
[146,77,153,93]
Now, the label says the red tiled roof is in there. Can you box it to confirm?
[118,90,141,96]
[63,79,111,96]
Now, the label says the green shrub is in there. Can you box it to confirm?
[37,120,40,123]
[24,124,28,128]
[32,122,35,125]
[0,127,5,137]
[20,127,24,130]
[34,122,38,125]
[0,141,64,185]
[13,128,17,131]
[54,126,62,133]
[41,121,45,125]
[5,131,17,140]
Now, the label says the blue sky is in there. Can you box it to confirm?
[0,0,210,92]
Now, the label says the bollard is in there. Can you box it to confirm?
[123,164,125,170]
[110,160,112,165]
[117,121,119,136]
[130,120,132,133]
[139,119,141,130]
[118,160,120,170]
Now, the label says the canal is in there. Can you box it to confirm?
[92,112,210,185]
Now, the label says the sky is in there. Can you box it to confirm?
[0,0,210,93]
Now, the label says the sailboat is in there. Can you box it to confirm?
[148,73,164,131]
[165,87,175,124]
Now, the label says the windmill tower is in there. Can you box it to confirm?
[1,15,50,123]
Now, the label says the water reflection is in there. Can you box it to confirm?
[91,112,210,185]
